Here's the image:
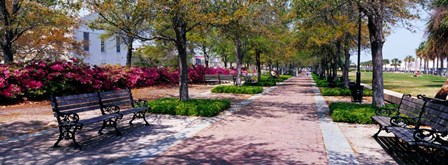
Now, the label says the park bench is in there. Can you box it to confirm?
[218,74,235,84]
[51,92,123,149]
[99,89,150,126]
[372,94,427,137]
[204,74,220,84]
[387,99,448,160]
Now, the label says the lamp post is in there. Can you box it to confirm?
[356,8,362,87]
[350,5,364,103]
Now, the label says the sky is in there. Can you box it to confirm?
[352,11,429,63]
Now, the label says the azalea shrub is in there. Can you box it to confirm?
[0,59,233,103]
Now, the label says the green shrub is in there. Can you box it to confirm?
[244,81,276,86]
[329,102,376,124]
[279,75,292,81]
[320,87,373,96]
[147,98,231,117]
[329,102,398,124]
[211,85,263,94]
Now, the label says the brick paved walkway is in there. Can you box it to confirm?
[145,76,328,164]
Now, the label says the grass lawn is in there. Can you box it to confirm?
[349,72,446,97]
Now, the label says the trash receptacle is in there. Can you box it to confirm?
[349,82,363,103]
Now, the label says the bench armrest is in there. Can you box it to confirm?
[390,115,417,127]
[134,99,149,108]
[375,107,399,116]
[414,128,448,146]
[103,105,121,114]
[57,112,81,126]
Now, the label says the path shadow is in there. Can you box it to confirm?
[0,119,175,164]
[375,136,447,165]
[145,135,322,164]
[229,99,318,122]
[0,121,56,140]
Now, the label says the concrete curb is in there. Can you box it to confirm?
[312,82,360,165]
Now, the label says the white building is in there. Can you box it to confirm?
[74,13,127,66]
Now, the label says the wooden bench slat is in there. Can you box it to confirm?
[57,102,101,111]
[55,92,98,100]
[102,100,132,107]
[58,106,102,115]
[100,92,129,98]
[77,113,122,125]
[100,89,129,95]
[55,96,99,106]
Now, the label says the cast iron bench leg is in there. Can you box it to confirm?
[98,118,122,136]
[129,114,136,125]
[129,111,150,126]
[71,126,82,149]
[53,127,65,148]
[113,118,122,136]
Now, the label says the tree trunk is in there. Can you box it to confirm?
[1,43,13,63]
[255,49,261,82]
[334,41,341,82]
[202,45,209,68]
[0,1,15,64]
[433,59,436,75]
[126,40,133,66]
[435,79,448,100]
[222,54,228,68]
[441,57,444,76]
[342,46,350,88]
[366,6,385,107]
[234,34,243,86]
[173,13,189,101]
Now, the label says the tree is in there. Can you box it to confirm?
[355,0,421,107]
[390,58,402,72]
[383,59,390,70]
[212,37,235,68]
[85,1,208,101]
[0,0,81,63]
[292,0,369,87]
[85,0,153,66]
[188,27,218,68]
[426,0,448,56]
[209,1,266,86]
[403,55,415,72]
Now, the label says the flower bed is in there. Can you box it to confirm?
[0,59,235,103]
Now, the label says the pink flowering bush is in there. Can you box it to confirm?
[157,67,179,84]
[0,59,233,104]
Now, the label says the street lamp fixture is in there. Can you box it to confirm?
[350,5,364,103]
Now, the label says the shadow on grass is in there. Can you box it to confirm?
[421,84,444,88]
[374,136,447,165]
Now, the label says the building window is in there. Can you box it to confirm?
[116,36,121,52]
[83,32,89,51]
[195,58,201,65]
[101,38,105,52]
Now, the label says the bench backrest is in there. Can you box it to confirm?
[219,74,234,80]
[204,74,219,80]
[99,89,134,111]
[398,94,426,118]
[418,101,448,132]
[51,92,102,118]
